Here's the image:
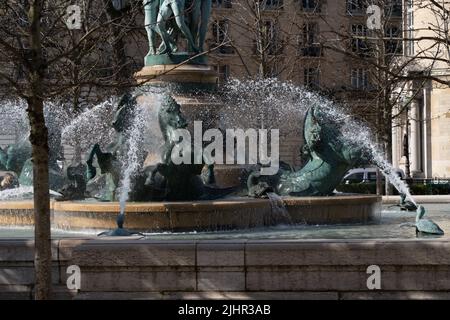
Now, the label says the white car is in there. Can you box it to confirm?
[342,167,406,184]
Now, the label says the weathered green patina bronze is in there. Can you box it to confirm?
[0,138,31,175]
[82,93,222,202]
[389,193,418,211]
[400,205,444,236]
[56,161,87,201]
[142,0,211,65]
[190,0,212,52]
[19,158,65,191]
[143,94,208,200]
[85,93,139,201]
[248,106,370,197]
[0,132,65,190]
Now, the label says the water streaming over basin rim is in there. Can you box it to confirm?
[0,204,448,240]
[0,195,381,232]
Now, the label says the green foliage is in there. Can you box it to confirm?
[410,183,450,195]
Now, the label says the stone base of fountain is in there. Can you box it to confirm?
[212,165,244,187]
[135,64,217,91]
[0,195,381,232]
[2,237,450,300]
[135,64,246,190]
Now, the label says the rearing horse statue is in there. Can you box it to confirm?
[144,94,207,200]
[85,93,138,201]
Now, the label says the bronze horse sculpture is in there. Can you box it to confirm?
[84,93,139,201]
[143,94,217,201]
[0,138,31,175]
[82,93,218,202]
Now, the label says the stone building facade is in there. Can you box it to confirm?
[391,1,450,178]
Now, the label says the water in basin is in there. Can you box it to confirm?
[0,204,448,240]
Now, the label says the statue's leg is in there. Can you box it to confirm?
[144,0,158,56]
[199,0,212,52]
[86,144,99,165]
[172,3,199,53]
[86,144,100,180]
[162,141,175,164]
[156,6,174,54]
[166,27,179,52]
[158,28,178,53]
[189,0,202,51]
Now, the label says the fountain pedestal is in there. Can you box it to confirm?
[135,64,244,188]
[135,64,217,90]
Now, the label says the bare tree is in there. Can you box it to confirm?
[208,0,302,79]
[316,0,441,193]
[0,0,142,299]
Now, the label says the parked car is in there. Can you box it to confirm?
[342,167,405,184]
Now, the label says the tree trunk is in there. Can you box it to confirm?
[384,110,394,195]
[28,97,51,300]
[375,102,383,196]
[28,0,52,300]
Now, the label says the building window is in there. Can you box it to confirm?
[386,0,402,17]
[299,22,321,56]
[211,19,234,54]
[406,0,414,56]
[214,65,230,84]
[386,25,402,55]
[304,67,320,88]
[351,24,369,54]
[261,0,283,10]
[351,68,369,89]
[301,0,321,12]
[347,0,364,15]
[254,20,282,55]
[212,0,232,9]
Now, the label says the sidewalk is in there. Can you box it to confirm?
[383,195,450,204]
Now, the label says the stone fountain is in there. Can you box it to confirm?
[1,2,448,301]
[0,0,384,234]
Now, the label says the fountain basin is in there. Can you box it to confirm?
[0,195,381,232]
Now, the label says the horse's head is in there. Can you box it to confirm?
[303,106,371,166]
[158,95,188,133]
